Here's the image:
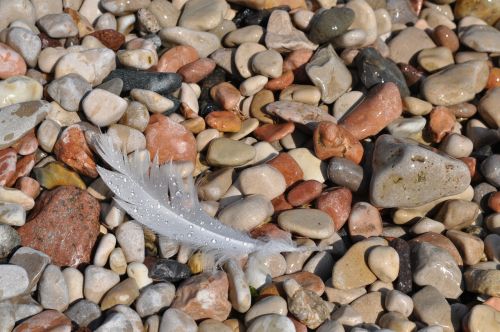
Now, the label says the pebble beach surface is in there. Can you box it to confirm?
[0,0,499,331]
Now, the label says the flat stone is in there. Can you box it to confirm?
[0,101,49,149]
[460,25,500,53]
[159,27,220,58]
[17,186,100,267]
[34,162,86,190]
[422,60,489,106]
[413,285,453,332]
[412,242,463,299]
[206,137,256,167]
[218,194,273,231]
[12,310,71,332]
[265,10,318,52]
[278,208,335,239]
[266,101,336,130]
[331,237,387,290]
[0,265,29,301]
[354,47,410,97]
[103,69,181,95]
[351,292,384,324]
[370,135,471,208]
[237,164,286,200]
[388,27,436,64]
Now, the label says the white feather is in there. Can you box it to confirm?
[94,134,299,259]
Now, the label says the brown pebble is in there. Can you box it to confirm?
[145,114,197,164]
[182,116,206,134]
[488,192,500,213]
[17,186,101,267]
[39,32,63,48]
[88,29,125,51]
[253,122,295,142]
[205,111,242,132]
[267,152,304,188]
[316,187,352,231]
[250,223,292,241]
[15,176,41,199]
[313,121,364,163]
[210,82,241,111]
[428,106,455,143]
[178,58,216,83]
[265,70,294,91]
[287,180,323,206]
[11,129,38,156]
[459,157,478,181]
[398,63,425,87]
[339,82,403,140]
[13,154,36,185]
[274,271,325,296]
[271,194,294,212]
[433,25,459,52]
[283,49,313,72]
[53,125,98,178]
[12,310,71,332]
[157,45,199,73]
[486,67,500,89]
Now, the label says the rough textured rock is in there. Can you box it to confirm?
[17,186,100,267]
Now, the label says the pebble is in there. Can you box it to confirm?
[206,111,242,132]
[433,25,460,52]
[446,230,484,265]
[370,135,471,208]
[145,113,197,164]
[385,289,414,317]
[316,187,352,231]
[388,27,436,64]
[367,246,399,282]
[482,155,500,187]
[308,7,354,44]
[245,295,287,324]
[224,25,263,47]
[62,267,84,303]
[265,10,317,52]
[351,291,384,324]
[131,88,174,113]
[83,265,120,303]
[247,314,296,332]
[0,264,29,301]
[332,237,387,289]
[278,208,335,239]
[252,49,283,78]
[465,304,500,332]
[422,60,489,106]
[355,47,410,97]
[100,278,140,310]
[418,47,454,72]
[95,311,133,332]
[288,148,327,183]
[55,48,116,86]
[412,242,462,299]
[266,101,337,130]
[64,300,102,328]
[306,44,351,104]
[412,285,453,332]
[479,87,500,129]
[171,271,231,321]
[314,121,363,163]
[0,42,26,79]
[460,25,500,53]
[435,199,480,230]
[339,83,402,140]
[345,0,378,47]
[348,202,383,240]
[219,194,273,231]
[0,202,25,226]
[38,264,69,311]
[236,164,286,199]
[159,27,220,58]
[13,310,71,332]
[38,13,78,38]
[207,137,255,167]
[5,27,41,68]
